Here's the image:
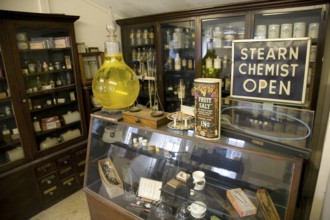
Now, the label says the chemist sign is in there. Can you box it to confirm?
[231,38,311,104]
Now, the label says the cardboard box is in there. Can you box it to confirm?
[123,109,169,129]
[41,116,61,131]
[226,188,257,217]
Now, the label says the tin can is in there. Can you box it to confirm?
[194,78,221,140]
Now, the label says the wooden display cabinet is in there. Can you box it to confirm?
[0,10,88,219]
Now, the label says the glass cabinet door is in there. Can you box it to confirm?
[201,15,247,97]
[121,24,157,107]
[8,21,84,154]
[252,5,326,108]
[161,20,196,112]
[0,25,25,168]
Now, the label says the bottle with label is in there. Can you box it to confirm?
[129,29,135,46]
[184,28,191,49]
[33,117,41,132]
[149,28,154,45]
[222,56,232,91]
[165,57,173,71]
[2,124,11,143]
[174,53,181,71]
[136,29,142,46]
[202,39,219,78]
[173,28,184,49]
[214,56,222,85]
[143,29,149,45]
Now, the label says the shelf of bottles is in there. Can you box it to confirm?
[201,16,246,97]
[161,21,195,112]
[0,45,23,165]
[122,25,156,106]
[16,28,82,152]
[253,8,322,108]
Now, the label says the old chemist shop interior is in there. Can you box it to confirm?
[1,0,330,219]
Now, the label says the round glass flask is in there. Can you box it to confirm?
[92,8,140,110]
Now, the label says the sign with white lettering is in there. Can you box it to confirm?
[231,38,311,104]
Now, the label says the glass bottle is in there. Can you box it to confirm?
[129,29,135,46]
[136,29,142,46]
[33,117,41,132]
[143,29,149,45]
[174,53,181,71]
[202,39,219,78]
[149,28,154,45]
[173,28,184,49]
[92,7,140,110]
[184,28,191,49]
[2,124,11,143]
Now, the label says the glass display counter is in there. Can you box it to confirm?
[84,111,303,220]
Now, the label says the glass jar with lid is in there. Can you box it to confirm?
[173,28,184,49]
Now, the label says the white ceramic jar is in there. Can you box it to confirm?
[62,111,81,125]
[280,23,293,38]
[6,146,24,162]
[40,137,59,150]
[60,129,81,142]
[268,24,280,39]
[293,22,306,38]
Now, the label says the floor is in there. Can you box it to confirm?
[30,190,90,220]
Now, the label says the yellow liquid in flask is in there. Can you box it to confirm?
[92,53,140,110]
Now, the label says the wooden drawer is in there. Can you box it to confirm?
[76,159,86,172]
[35,161,56,178]
[42,185,59,200]
[78,170,85,183]
[58,165,74,179]
[61,175,78,191]
[75,148,87,161]
[56,154,72,169]
[39,172,59,190]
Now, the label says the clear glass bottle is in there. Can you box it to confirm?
[92,7,140,110]
[173,28,184,49]
[149,28,154,45]
[202,39,219,78]
[174,53,181,71]
[143,29,149,45]
[136,29,142,46]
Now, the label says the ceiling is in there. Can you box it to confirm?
[91,0,254,19]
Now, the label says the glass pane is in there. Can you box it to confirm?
[122,24,156,107]
[85,115,297,219]
[161,20,195,112]
[253,8,323,106]
[201,16,246,96]
[15,27,82,152]
[0,44,24,165]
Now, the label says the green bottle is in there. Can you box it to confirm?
[202,39,219,78]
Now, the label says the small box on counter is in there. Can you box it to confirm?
[226,188,257,217]
[41,116,61,131]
